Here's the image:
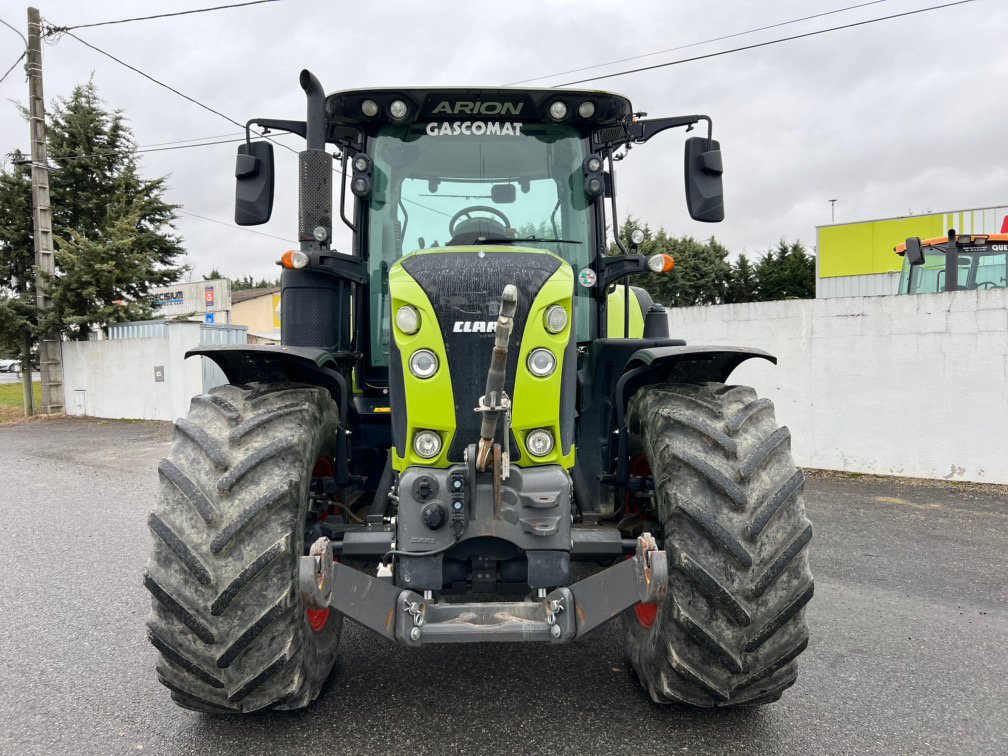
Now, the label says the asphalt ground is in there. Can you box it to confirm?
[1,418,1006,755]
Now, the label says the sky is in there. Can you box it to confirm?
[1,0,1006,282]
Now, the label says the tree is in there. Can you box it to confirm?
[755,239,815,301]
[724,253,758,304]
[0,80,186,344]
[217,272,280,291]
[0,151,35,361]
[611,217,732,306]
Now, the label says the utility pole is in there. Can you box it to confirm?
[829,198,837,224]
[26,7,64,415]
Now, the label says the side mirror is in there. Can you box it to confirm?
[684,136,724,223]
[904,237,925,266]
[234,141,274,226]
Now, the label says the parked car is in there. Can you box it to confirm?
[0,359,20,372]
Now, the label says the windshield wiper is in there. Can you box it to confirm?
[476,237,581,245]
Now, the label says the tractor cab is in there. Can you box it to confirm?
[896,233,1008,294]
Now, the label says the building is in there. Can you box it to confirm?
[148,278,232,323]
[231,286,281,343]
[816,204,1008,298]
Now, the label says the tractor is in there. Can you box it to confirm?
[897,231,1008,294]
[145,70,813,713]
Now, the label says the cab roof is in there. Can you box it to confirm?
[894,233,1008,255]
[325,87,633,131]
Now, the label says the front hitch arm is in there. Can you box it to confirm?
[298,533,668,646]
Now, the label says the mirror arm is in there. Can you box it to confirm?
[623,113,713,145]
[245,118,308,148]
[599,255,647,289]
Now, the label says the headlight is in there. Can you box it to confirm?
[389,99,409,120]
[549,100,568,120]
[525,429,555,457]
[361,99,379,117]
[578,101,596,119]
[396,305,420,334]
[527,348,556,377]
[413,430,442,459]
[409,349,439,379]
[544,305,567,334]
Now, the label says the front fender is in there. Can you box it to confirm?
[189,344,357,484]
[188,342,346,397]
[610,344,776,484]
[622,344,776,388]
[186,344,348,404]
[615,344,776,421]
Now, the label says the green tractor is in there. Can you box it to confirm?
[145,71,813,713]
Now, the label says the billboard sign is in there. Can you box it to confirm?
[149,279,232,316]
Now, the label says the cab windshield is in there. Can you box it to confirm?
[899,245,1008,293]
[366,122,593,365]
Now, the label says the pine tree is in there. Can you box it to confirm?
[0,79,186,344]
[725,253,758,303]
[611,218,733,307]
[0,151,35,359]
[755,239,815,301]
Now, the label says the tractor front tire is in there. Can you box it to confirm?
[624,383,813,707]
[145,382,343,713]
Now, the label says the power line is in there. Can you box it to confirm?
[0,16,27,45]
[556,0,978,87]
[53,29,347,178]
[141,131,246,148]
[47,1,281,32]
[504,0,892,86]
[0,51,25,85]
[57,29,300,158]
[16,133,295,164]
[177,210,296,243]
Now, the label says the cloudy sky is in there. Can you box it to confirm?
[2,0,1005,281]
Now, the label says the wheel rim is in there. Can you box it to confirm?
[628,454,659,630]
[306,455,336,632]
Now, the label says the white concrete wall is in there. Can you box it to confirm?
[62,322,206,421]
[666,289,1008,484]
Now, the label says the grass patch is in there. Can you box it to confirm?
[0,381,43,424]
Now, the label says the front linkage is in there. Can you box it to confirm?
[300,533,667,645]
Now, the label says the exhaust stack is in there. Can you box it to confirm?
[296,69,332,247]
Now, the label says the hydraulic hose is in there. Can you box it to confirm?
[476,284,518,470]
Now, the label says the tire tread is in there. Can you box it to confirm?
[623,382,813,708]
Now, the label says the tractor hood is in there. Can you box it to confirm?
[387,247,575,470]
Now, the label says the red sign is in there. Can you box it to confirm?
[205,286,215,307]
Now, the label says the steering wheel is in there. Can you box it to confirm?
[977,281,1004,290]
[448,205,512,238]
